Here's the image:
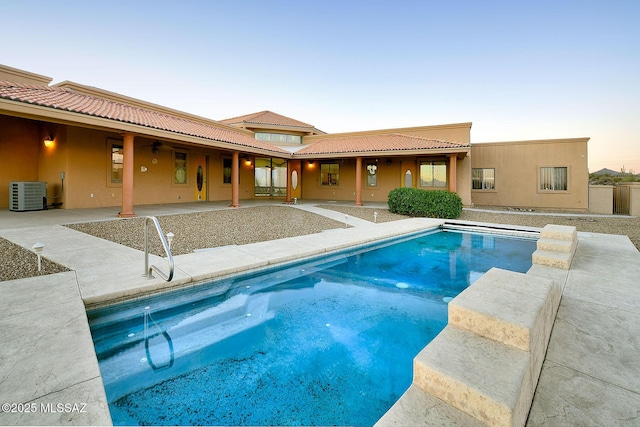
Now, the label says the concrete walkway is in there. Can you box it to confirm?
[0,201,638,425]
[527,232,640,425]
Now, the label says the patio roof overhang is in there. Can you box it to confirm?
[0,97,290,158]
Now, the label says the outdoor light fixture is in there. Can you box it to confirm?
[32,242,44,271]
[43,136,54,148]
[166,232,174,250]
[374,211,378,223]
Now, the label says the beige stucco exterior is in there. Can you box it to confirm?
[298,123,473,206]
[470,138,590,211]
[0,115,261,209]
[1,64,592,214]
[588,185,614,215]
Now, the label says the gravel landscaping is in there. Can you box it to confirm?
[0,237,70,281]
[1,204,638,282]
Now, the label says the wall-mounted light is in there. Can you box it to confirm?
[43,136,54,148]
[308,160,315,168]
[242,155,252,166]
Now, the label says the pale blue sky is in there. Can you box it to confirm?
[2,0,639,172]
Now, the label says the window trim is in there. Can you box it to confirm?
[320,162,341,187]
[172,150,189,187]
[255,132,302,145]
[365,162,378,188]
[472,167,496,191]
[222,156,233,185]
[538,166,569,193]
[418,160,447,188]
[107,138,123,187]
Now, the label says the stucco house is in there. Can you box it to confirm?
[0,64,589,216]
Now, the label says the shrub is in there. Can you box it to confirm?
[387,188,462,219]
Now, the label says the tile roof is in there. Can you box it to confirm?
[295,133,470,156]
[220,110,316,129]
[0,81,289,155]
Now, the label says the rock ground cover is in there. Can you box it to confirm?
[1,205,638,282]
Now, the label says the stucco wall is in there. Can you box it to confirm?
[61,129,254,209]
[299,123,473,206]
[300,154,472,206]
[588,185,613,214]
[1,118,255,210]
[303,122,472,146]
[0,116,40,208]
[470,139,589,211]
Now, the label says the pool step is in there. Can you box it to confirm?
[532,225,577,270]
[448,268,559,354]
[377,267,562,427]
[414,326,531,427]
[537,237,574,253]
[539,224,577,241]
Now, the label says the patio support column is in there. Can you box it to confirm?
[285,160,292,203]
[355,157,363,206]
[448,154,457,194]
[230,151,240,207]
[118,132,136,218]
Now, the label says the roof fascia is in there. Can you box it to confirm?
[0,64,52,86]
[0,99,290,157]
[50,80,255,137]
[233,122,326,135]
[293,147,471,159]
[474,137,590,146]
[303,122,473,142]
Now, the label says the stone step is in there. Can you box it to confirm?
[414,326,532,427]
[448,268,559,353]
[532,249,574,270]
[540,224,577,241]
[537,237,575,254]
[375,384,485,427]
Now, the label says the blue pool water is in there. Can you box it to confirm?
[88,229,537,426]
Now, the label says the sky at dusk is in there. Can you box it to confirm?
[2,0,639,172]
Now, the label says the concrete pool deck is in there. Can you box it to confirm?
[0,202,638,426]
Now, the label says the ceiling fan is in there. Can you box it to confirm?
[142,140,172,154]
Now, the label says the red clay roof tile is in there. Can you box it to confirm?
[295,133,470,155]
[0,81,289,155]
[221,110,315,129]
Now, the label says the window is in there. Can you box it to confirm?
[472,168,495,190]
[255,132,302,144]
[404,169,413,187]
[419,161,447,187]
[110,143,123,184]
[366,162,378,187]
[321,163,340,186]
[540,167,568,191]
[223,157,232,184]
[174,152,187,184]
[254,157,287,196]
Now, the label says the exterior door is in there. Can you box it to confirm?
[194,154,207,201]
[401,160,416,188]
[289,160,302,200]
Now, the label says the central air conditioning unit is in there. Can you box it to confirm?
[9,181,47,211]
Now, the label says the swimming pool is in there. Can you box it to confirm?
[88,229,537,426]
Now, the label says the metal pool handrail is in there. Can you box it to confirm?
[143,216,174,281]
